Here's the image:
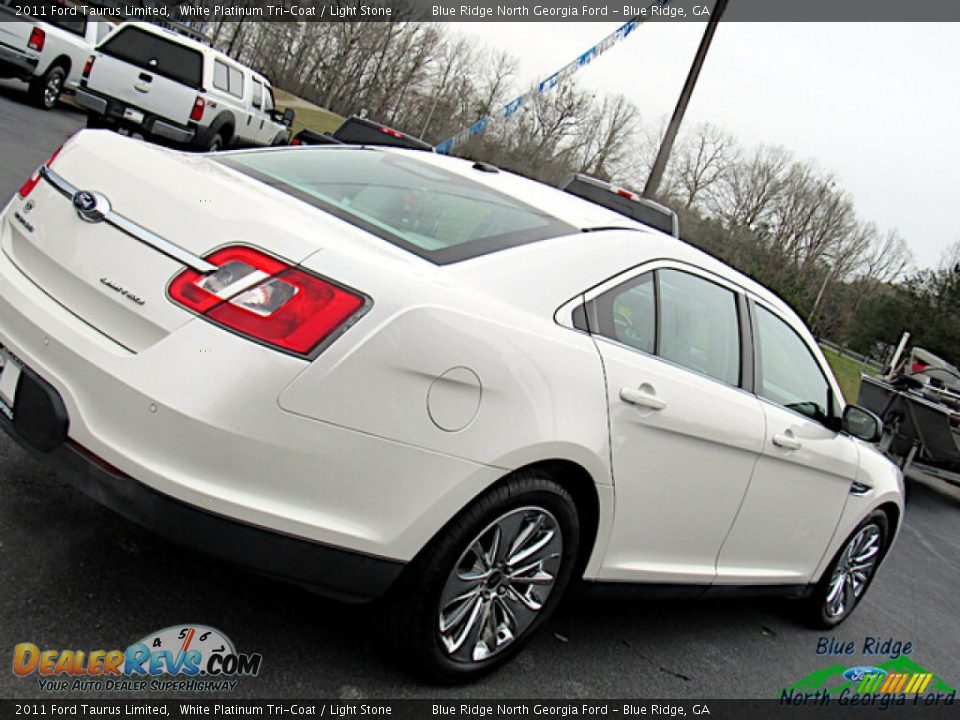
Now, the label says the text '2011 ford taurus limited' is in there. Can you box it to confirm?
[0,131,903,682]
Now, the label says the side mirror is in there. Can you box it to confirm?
[282,108,295,127]
[842,405,882,443]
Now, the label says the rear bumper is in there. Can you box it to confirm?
[75,86,197,144]
[0,41,39,78]
[0,368,405,602]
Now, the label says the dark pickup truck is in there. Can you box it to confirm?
[291,115,433,151]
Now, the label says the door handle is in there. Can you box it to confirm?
[772,432,802,450]
[619,386,666,410]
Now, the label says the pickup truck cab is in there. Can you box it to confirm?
[0,1,112,109]
[75,22,292,150]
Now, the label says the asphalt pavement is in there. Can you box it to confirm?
[0,87,958,700]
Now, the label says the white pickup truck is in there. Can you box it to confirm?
[0,1,112,109]
[75,22,293,151]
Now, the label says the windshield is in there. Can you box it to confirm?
[218,148,576,264]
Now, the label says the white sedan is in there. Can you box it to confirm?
[0,131,903,682]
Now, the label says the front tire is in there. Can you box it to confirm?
[384,471,580,683]
[802,510,888,628]
[30,65,66,110]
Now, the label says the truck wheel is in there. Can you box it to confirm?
[207,133,224,152]
[30,65,66,110]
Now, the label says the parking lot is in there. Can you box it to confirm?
[0,86,959,700]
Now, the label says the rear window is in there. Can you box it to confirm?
[219,148,575,264]
[564,177,678,236]
[46,18,87,36]
[333,119,432,151]
[99,27,202,89]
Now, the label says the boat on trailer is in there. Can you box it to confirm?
[857,334,960,485]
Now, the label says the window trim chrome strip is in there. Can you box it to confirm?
[39,166,218,274]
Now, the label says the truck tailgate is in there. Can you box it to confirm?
[87,25,201,125]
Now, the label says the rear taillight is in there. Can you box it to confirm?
[17,145,62,199]
[911,361,929,373]
[190,96,205,122]
[616,188,636,200]
[380,126,404,139]
[168,246,367,357]
[290,138,302,146]
[28,27,45,52]
[82,55,95,79]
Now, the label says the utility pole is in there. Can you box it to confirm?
[643,0,730,199]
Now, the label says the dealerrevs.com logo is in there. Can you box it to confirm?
[13,625,262,693]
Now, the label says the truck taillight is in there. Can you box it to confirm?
[28,27,45,52]
[190,96,205,121]
[17,145,62,199]
[380,126,404,139]
[168,246,368,358]
[82,55,95,79]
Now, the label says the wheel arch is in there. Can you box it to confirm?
[46,55,71,76]
[875,501,900,548]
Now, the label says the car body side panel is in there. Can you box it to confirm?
[277,300,613,487]
[809,443,905,583]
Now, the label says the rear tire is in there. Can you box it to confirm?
[801,510,888,628]
[29,65,66,110]
[207,132,224,152]
[383,470,580,684]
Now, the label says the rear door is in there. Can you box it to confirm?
[87,25,202,124]
[589,263,766,585]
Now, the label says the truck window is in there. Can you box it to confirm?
[99,27,202,89]
[213,60,228,92]
[252,79,263,109]
[228,66,244,98]
[214,60,243,98]
[47,18,87,36]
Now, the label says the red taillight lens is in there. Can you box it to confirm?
[82,55,95,79]
[911,361,929,373]
[290,138,302,146]
[380,126,404,139]
[17,145,62,199]
[616,188,635,199]
[190,96,205,122]
[28,27,45,51]
[168,246,367,357]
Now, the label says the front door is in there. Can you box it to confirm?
[717,301,857,584]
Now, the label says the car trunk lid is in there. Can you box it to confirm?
[0,131,341,352]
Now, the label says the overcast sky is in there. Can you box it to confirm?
[451,22,959,270]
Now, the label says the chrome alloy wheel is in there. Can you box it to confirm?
[438,506,563,663]
[824,523,882,619]
[44,73,63,108]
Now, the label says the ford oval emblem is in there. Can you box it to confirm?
[72,190,110,223]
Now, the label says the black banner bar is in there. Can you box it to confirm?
[4,0,960,23]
